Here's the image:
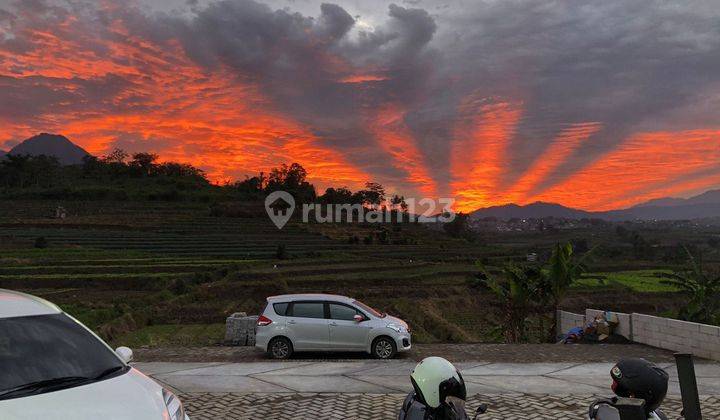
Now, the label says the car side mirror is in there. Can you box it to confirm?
[115,346,134,364]
[353,314,364,322]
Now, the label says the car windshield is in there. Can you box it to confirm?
[0,313,126,400]
[352,300,386,318]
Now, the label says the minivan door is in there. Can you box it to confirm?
[286,301,329,350]
[328,303,371,350]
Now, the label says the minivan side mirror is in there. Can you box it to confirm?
[353,314,364,322]
[115,346,134,363]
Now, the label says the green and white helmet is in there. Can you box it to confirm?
[410,357,467,408]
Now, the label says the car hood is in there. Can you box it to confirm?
[385,315,409,329]
[0,368,167,420]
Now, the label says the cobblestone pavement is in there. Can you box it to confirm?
[139,360,720,395]
[180,393,720,420]
[137,358,719,419]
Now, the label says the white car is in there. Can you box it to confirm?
[0,289,189,420]
[255,293,412,359]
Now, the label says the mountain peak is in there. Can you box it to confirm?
[470,201,592,220]
[633,189,720,208]
[8,133,91,165]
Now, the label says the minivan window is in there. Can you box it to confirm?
[273,302,289,316]
[290,302,324,318]
[329,303,362,321]
[0,313,127,400]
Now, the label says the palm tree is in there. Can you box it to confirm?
[662,249,720,324]
[545,242,591,339]
[476,263,545,343]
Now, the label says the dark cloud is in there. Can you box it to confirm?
[0,73,142,122]
[164,0,440,181]
[317,3,354,40]
[106,132,176,155]
[433,0,720,193]
[2,0,720,201]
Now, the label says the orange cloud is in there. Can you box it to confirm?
[504,122,602,204]
[530,129,720,210]
[339,74,387,84]
[451,99,523,211]
[3,4,720,212]
[0,13,370,191]
[367,104,438,197]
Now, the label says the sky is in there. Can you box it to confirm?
[1,0,720,212]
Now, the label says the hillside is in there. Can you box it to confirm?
[0,199,699,348]
[9,133,90,165]
[607,203,720,221]
[633,189,720,208]
[471,190,720,221]
[470,202,592,220]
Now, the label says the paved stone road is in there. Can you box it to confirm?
[133,360,720,419]
[179,393,720,420]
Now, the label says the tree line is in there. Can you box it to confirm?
[0,151,208,189]
[231,162,408,209]
[0,149,409,208]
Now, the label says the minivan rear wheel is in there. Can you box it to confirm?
[372,336,396,359]
[268,337,293,359]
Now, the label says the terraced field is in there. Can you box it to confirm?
[0,200,498,344]
[0,200,691,347]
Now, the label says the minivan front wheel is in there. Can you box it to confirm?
[268,337,293,359]
[372,336,396,359]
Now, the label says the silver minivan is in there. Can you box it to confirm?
[255,294,411,359]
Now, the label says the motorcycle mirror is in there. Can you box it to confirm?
[473,403,488,418]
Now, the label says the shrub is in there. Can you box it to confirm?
[170,278,188,295]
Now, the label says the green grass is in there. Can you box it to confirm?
[581,270,679,292]
[112,324,225,347]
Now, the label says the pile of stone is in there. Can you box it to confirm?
[224,312,258,346]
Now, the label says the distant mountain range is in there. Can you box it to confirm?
[471,190,720,221]
[469,202,592,220]
[633,189,720,208]
[6,133,90,165]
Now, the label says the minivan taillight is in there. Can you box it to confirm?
[257,315,273,326]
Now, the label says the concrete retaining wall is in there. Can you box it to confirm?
[632,313,720,360]
[557,310,720,361]
[557,310,585,334]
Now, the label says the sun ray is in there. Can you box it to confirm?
[367,104,438,197]
[504,122,602,204]
[528,129,720,210]
[450,99,523,212]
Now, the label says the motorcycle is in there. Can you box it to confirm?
[397,393,487,420]
[399,353,703,420]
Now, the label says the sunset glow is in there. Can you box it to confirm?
[2,0,720,211]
